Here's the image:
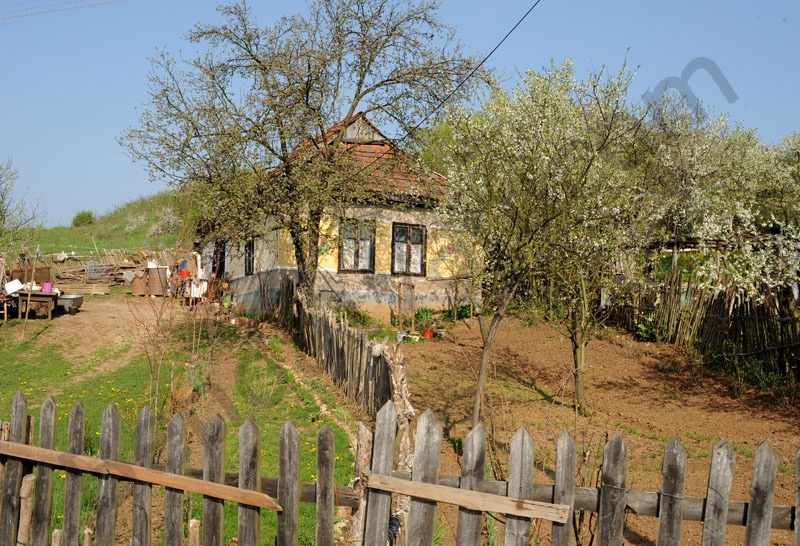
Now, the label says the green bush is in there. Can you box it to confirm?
[71,210,95,227]
[415,306,434,326]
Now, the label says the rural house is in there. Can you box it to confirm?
[225,113,466,321]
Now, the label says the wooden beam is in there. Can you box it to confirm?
[0,441,281,511]
[366,473,570,523]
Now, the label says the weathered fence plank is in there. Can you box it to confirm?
[408,409,443,546]
[598,434,627,546]
[745,441,778,546]
[165,413,185,546]
[203,414,226,546]
[0,391,27,545]
[238,419,260,546]
[132,406,153,546]
[95,404,121,546]
[456,424,486,546]
[62,403,85,546]
[30,396,57,546]
[363,401,397,546]
[552,430,577,546]
[701,440,735,546]
[657,437,687,545]
[505,427,534,546]
[316,425,335,546]
[277,420,300,546]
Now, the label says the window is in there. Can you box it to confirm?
[244,239,255,276]
[339,221,375,272]
[392,223,426,275]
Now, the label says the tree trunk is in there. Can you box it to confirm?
[288,211,322,304]
[572,336,587,416]
[472,313,503,428]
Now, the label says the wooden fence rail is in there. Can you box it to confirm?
[0,392,798,545]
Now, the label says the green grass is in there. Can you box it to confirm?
[27,190,185,255]
[0,299,356,544]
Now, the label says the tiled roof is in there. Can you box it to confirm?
[277,112,446,204]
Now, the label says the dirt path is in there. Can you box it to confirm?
[24,295,187,399]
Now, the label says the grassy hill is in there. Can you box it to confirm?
[32,191,187,256]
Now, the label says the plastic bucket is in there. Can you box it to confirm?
[42,282,53,293]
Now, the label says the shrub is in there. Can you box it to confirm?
[415,306,434,326]
[71,210,95,227]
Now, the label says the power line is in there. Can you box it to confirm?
[0,0,126,21]
[347,0,546,182]
[397,0,545,145]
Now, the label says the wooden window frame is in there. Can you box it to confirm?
[391,223,426,276]
[338,220,376,273]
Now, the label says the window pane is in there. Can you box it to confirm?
[342,239,356,270]
[394,242,407,273]
[359,239,372,270]
[410,227,424,244]
[393,225,408,242]
[343,223,356,240]
[360,225,373,240]
[409,243,423,274]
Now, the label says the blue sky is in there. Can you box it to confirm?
[1,0,798,227]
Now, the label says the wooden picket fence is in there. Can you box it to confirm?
[0,392,798,545]
[295,297,393,415]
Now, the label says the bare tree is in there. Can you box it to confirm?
[121,0,480,302]
[0,158,39,282]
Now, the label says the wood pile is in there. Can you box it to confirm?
[53,262,140,287]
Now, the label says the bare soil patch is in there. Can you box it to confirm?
[399,317,799,545]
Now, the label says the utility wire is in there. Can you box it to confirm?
[344,0,545,182]
[397,0,544,147]
[0,0,125,21]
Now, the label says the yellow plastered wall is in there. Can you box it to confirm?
[374,221,392,273]
[317,217,339,270]
[427,227,458,278]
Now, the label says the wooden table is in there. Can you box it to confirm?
[16,291,59,320]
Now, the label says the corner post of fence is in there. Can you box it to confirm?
[347,422,373,545]
[203,414,226,546]
[63,402,86,546]
[165,413,186,546]
[277,420,300,546]
[238,418,261,546]
[598,433,627,546]
[456,423,486,545]
[31,396,57,545]
[96,403,121,546]
[0,391,28,545]
[132,405,153,546]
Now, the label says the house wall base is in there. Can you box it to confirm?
[227,268,468,322]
